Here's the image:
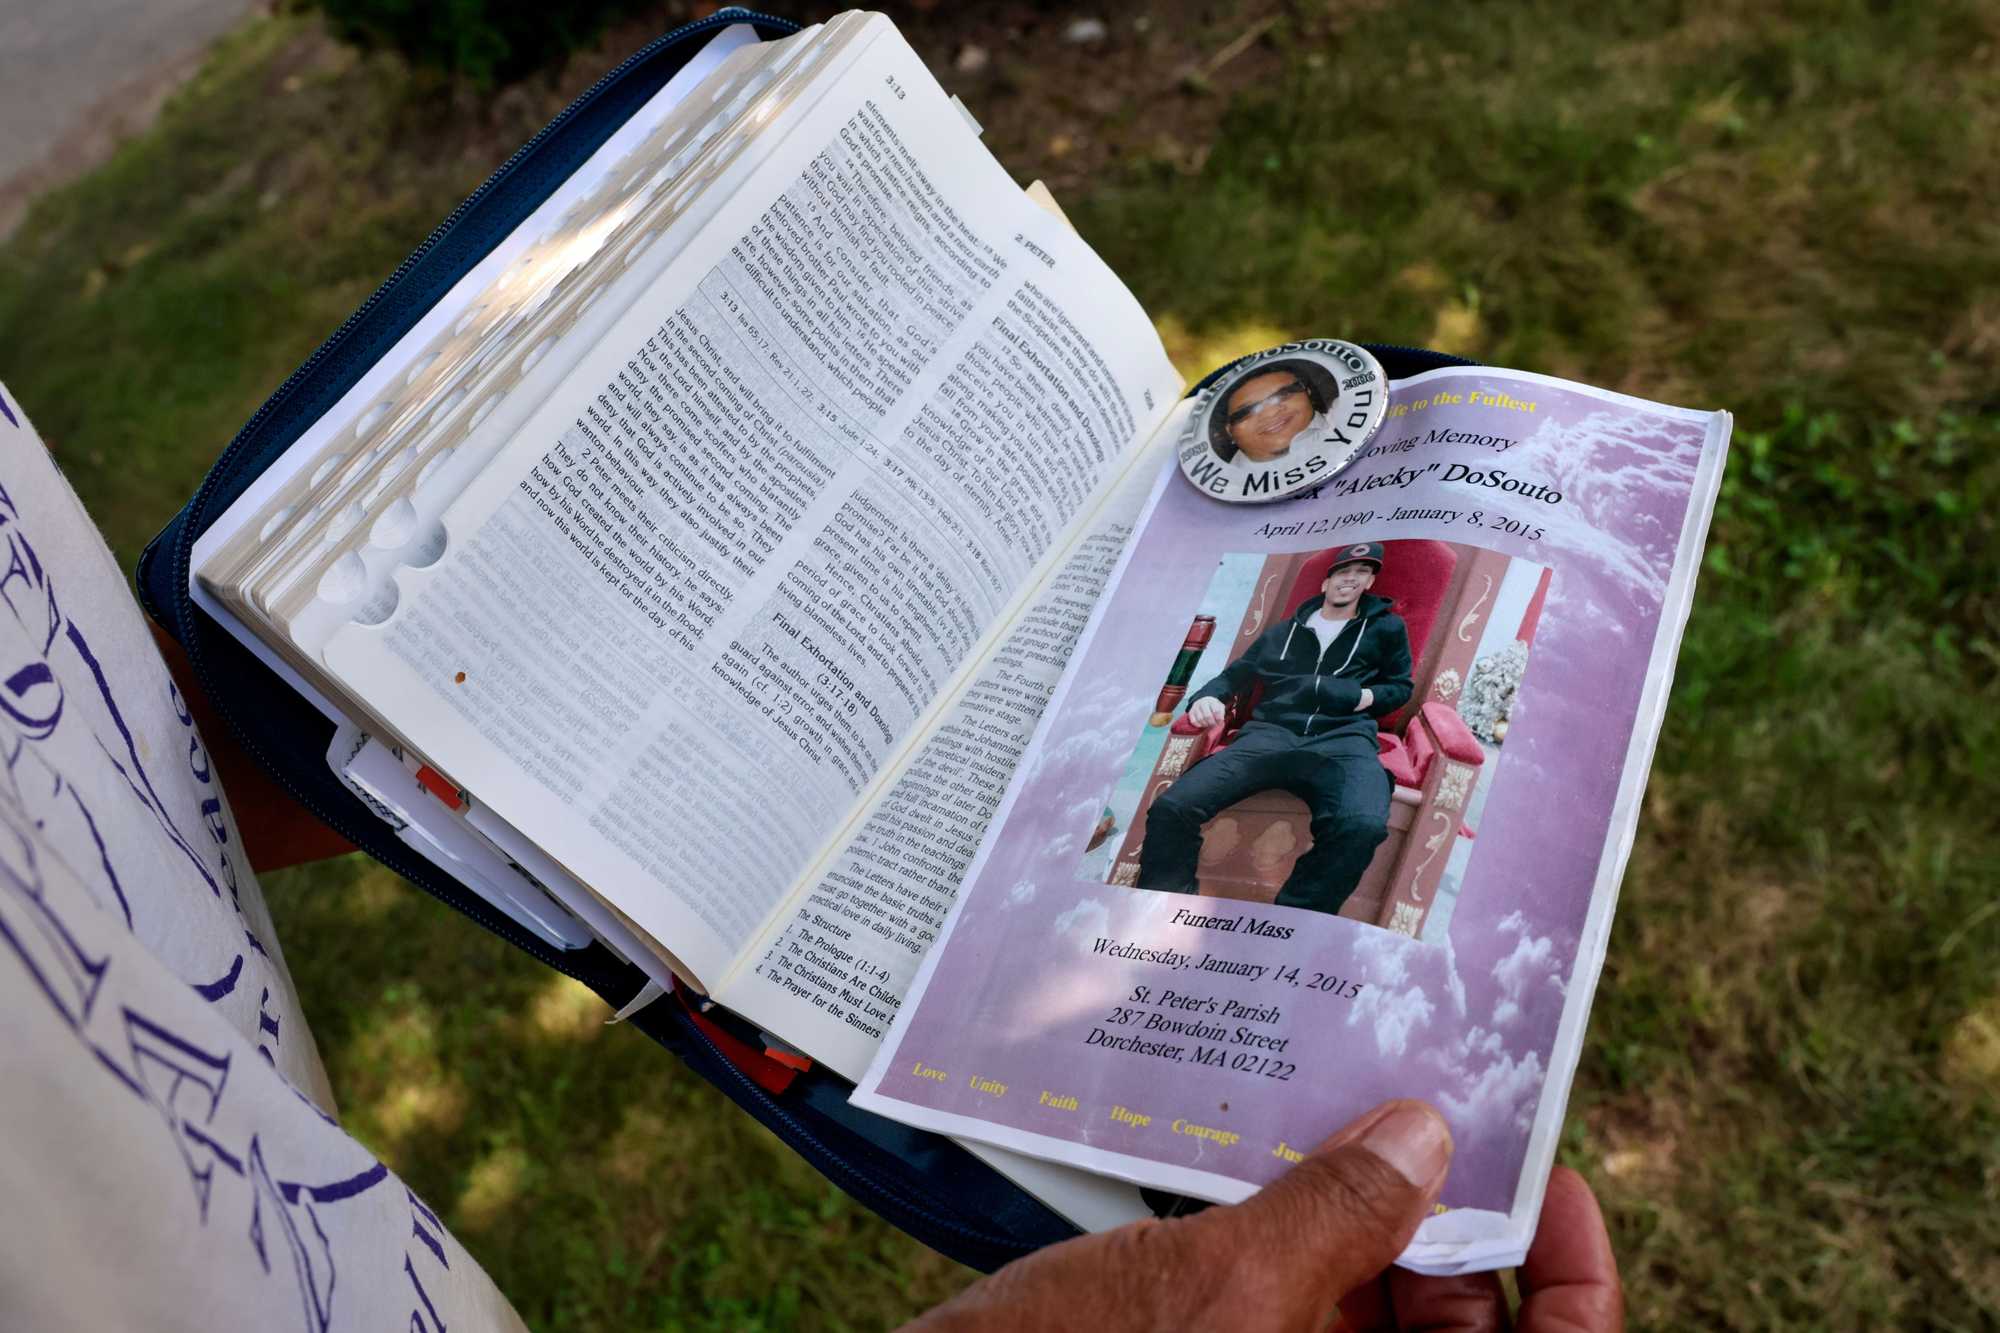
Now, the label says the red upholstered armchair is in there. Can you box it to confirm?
[1109,541,1506,937]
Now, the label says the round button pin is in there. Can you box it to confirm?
[1177,339,1389,503]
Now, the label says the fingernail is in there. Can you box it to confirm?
[1359,1103,1451,1188]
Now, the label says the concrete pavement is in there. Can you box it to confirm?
[0,0,259,233]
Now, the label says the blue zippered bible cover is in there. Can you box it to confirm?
[138,7,1474,1271]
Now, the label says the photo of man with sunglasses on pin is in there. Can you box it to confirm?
[1208,357,1343,466]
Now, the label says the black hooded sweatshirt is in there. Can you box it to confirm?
[1186,591,1413,744]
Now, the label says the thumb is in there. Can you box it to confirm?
[1183,1099,1452,1316]
[900,1100,1452,1333]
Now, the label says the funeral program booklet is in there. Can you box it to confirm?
[854,367,1731,1273]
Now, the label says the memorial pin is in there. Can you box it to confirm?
[1177,339,1389,504]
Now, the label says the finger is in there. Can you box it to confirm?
[1518,1167,1622,1333]
[1386,1266,1512,1333]
[1334,1273,1395,1332]
[1181,1099,1452,1318]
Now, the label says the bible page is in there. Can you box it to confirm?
[188,22,767,714]
[320,15,1182,988]
[715,442,1167,1079]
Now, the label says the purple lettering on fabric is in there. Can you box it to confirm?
[65,619,223,898]
[193,953,243,1001]
[122,1005,238,1218]
[250,1135,339,1333]
[405,1253,447,1333]
[0,838,112,1028]
[283,1160,389,1205]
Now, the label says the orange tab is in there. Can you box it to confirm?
[414,764,465,811]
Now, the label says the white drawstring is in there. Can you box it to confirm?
[1335,618,1366,674]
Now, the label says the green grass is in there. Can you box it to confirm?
[1,1,1995,1328]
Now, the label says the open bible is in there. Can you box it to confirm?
[191,12,1729,1271]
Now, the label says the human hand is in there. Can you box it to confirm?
[902,1100,1452,1333]
[1356,687,1374,713]
[1186,696,1227,729]
[1338,1165,1622,1332]
[901,1101,1621,1333]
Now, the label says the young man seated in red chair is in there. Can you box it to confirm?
[1137,542,1412,916]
